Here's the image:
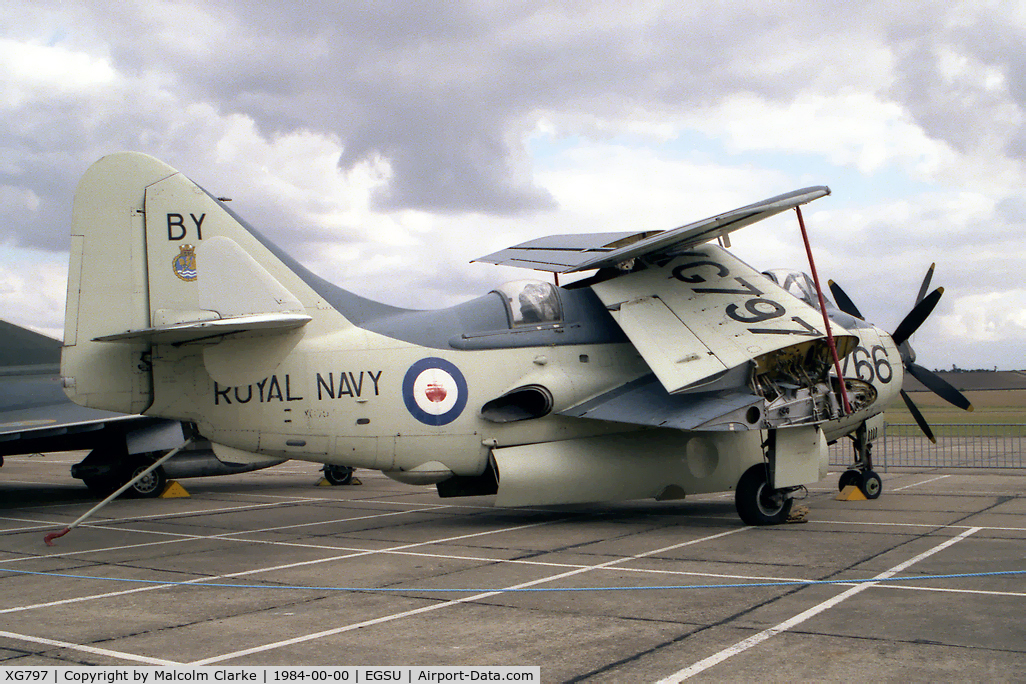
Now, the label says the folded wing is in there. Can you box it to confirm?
[477,186,857,433]
[475,186,829,273]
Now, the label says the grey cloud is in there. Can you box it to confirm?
[6,2,1026,252]
[888,6,1026,162]
[70,2,897,217]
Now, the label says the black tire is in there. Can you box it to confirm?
[735,464,793,526]
[838,470,861,491]
[323,465,355,486]
[124,462,168,498]
[860,470,882,500]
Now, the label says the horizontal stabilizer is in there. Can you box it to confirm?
[476,186,829,273]
[93,312,312,344]
[94,235,311,344]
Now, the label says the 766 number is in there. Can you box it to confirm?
[841,345,892,384]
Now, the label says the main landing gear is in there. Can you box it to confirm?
[735,429,812,526]
[735,464,795,526]
[839,422,882,500]
[74,447,168,499]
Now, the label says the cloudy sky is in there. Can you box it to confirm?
[2,0,1024,370]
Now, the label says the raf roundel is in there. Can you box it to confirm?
[402,358,468,426]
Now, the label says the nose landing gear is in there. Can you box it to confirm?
[322,464,356,486]
[839,422,881,500]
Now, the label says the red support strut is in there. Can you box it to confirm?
[795,206,852,415]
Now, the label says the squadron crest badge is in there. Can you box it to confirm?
[172,244,197,281]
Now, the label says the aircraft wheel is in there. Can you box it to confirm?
[124,461,168,498]
[735,464,793,526]
[323,465,355,486]
[859,470,882,500]
[838,470,861,491]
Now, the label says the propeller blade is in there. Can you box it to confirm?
[900,389,936,443]
[892,287,943,347]
[916,263,935,305]
[827,280,864,319]
[906,362,975,412]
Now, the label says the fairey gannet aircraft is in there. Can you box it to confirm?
[59,152,971,524]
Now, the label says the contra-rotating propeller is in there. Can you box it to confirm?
[828,265,973,443]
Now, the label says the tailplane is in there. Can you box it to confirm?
[62,152,327,413]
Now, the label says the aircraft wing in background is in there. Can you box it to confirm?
[0,319,285,498]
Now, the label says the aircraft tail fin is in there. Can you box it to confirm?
[62,152,332,413]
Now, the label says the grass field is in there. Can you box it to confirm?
[884,389,1026,427]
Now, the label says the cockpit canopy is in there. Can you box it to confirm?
[762,269,837,312]
[492,280,563,327]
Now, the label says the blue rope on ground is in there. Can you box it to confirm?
[2,567,1023,592]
